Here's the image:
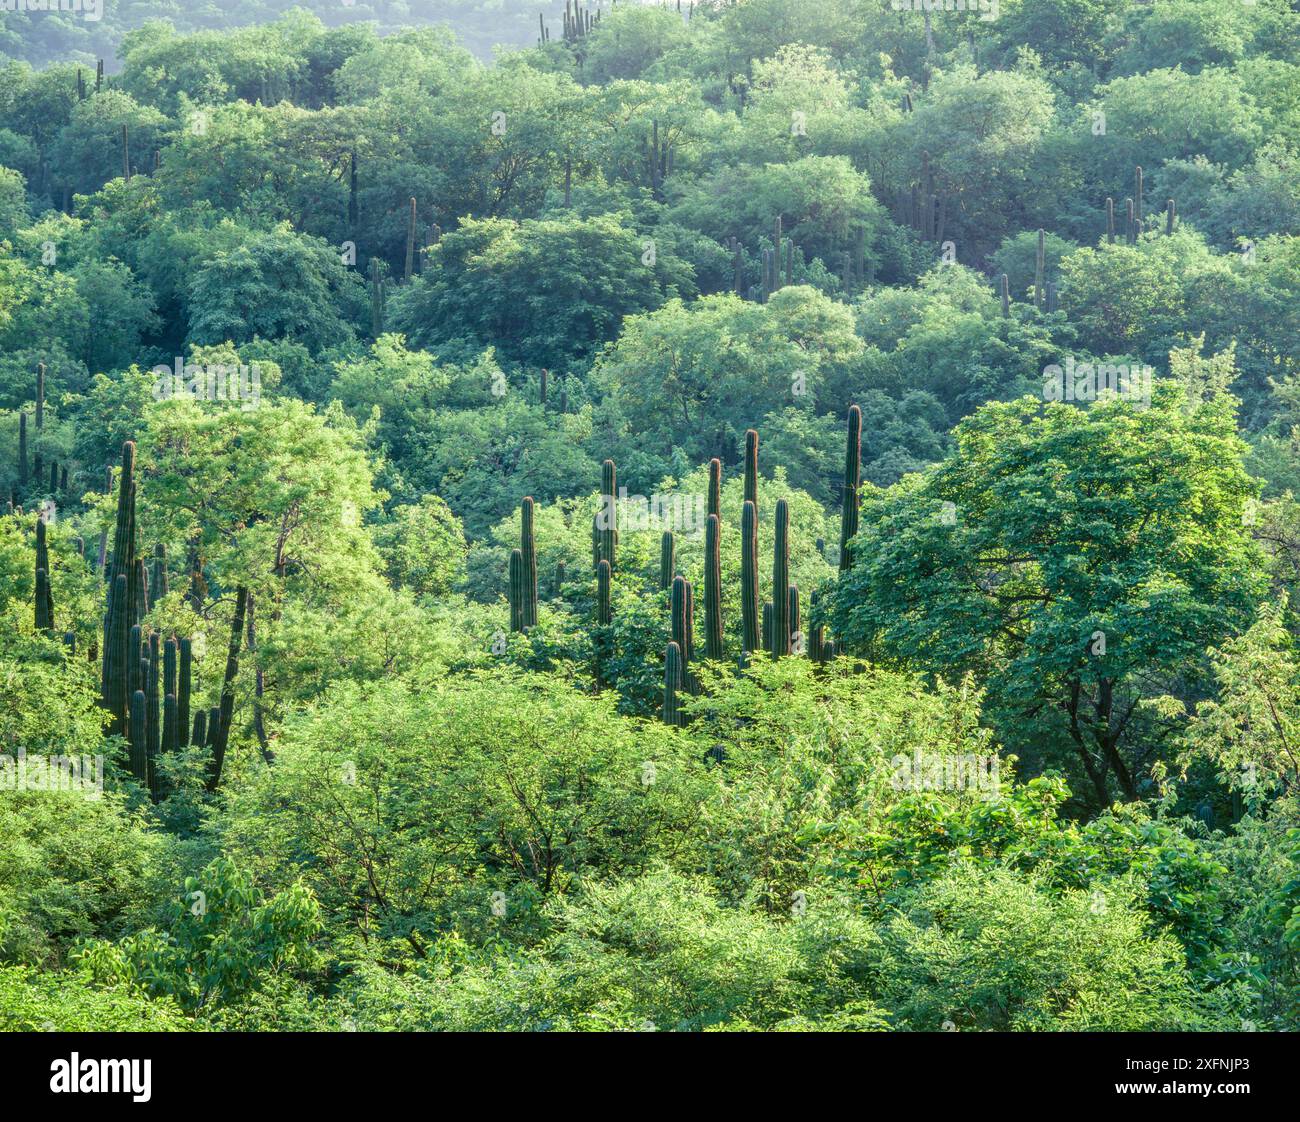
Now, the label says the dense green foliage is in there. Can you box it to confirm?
[2,0,1299,1033]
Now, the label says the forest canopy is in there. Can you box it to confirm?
[1,0,1299,1036]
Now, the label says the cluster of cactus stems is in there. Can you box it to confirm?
[508,497,540,631]
[95,441,243,794]
[909,151,947,246]
[507,406,870,723]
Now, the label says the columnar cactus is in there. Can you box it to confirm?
[704,513,724,659]
[1165,198,1176,235]
[708,457,721,520]
[599,459,617,571]
[509,548,525,632]
[163,636,177,712]
[741,499,760,655]
[191,709,207,749]
[369,258,385,336]
[789,585,800,654]
[1125,198,1135,245]
[743,429,759,512]
[670,575,693,669]
[840,405,861,572]
[659,530,675,592]
[771,498,790,657]
[1000,274,1010,317]
[129,690,148,783]
[1106,197,1115,244]
[1034,229,1045,310]
[35,568,52,633]
[163,692,179,757]
[34,519,54,631]
[663,641,683,726]
[405,197,417,281]
[597,558,612,625]
[101,442,138,735]
[178,637,192,747]
[1134,165,1144,227]
[521,497,538,628]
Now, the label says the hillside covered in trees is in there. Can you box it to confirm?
[2,0,1299,1035]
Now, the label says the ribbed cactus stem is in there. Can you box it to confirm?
[840,405,861,572]
[663,641,683,726]
[704,513,724,659]
[521,496,537,628]
[1125,197,1135,244]
[1034,229,1045,310]
[151,543,167,601]
[35,567,52,632]
[741,499,760,655]
[1106,197,1115,244]
[129,689,148,783]
[191,709,207,749]
[178,637,192,746]
[743,429,758,512]
[771,498,790,657]
[597,558,611,625]
[1134,165,1143,225]
[707,457,721,520]
[809,588,826,663]
[789,585,801,654]
[405,197,417,281]
[509,548,524,633]
[163,636,177,709]
[659,530,675,592]
[163,693,178,762]
[599,459,617,571]
[763,601,773,653]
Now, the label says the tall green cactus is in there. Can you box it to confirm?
[743,429,758,512]
[762,601,773,654]
[789,585,801,654]
[809,588,826,663]
[521,496,538,628]
[597,558,611,625]
[405,197,417,281]
[704,513,724,659]
[178,637,192,749]
[1125,197,1135,245]
[670,575,692,667]
[1106,197,1115,244]
[102,442,138,735]
[599,459,617,571]
[1134,165,1144,227]
[1165,198,1176,235]
[771,498,790,658]
[1034,229,1045,310]
[1000,274,1009,317]
[663,641,683,727]
[509,548,525,633]
[129,689,148,784]
[659,530,675,592]
[191,709,207,749]
[35,568,52,633]
[741,499,760,655]
[708,457,721,520]
[35,518,53,632]
[840,405,861,572]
